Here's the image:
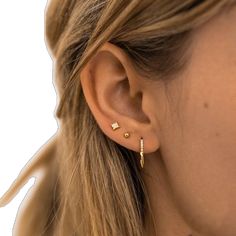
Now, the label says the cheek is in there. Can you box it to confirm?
[160,64,236,235]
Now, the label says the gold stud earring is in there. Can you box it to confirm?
[111,121,120,130]
[123,132,130,138]
[139,137,144,168]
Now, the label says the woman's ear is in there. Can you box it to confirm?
[80,42,160,153]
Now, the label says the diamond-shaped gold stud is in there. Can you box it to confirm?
[111,122,120,130]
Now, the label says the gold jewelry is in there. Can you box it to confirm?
[123,132,130,138]
[111,121,120,130]
[139,137,144,168]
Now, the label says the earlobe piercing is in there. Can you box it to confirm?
[111,121,120,130]
[123,132,130,138]
[111,122,130,138]
[111,121,144,168]
[140,137,144,168]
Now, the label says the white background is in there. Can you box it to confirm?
[0,0,58,235]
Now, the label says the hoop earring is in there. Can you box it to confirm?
[140,137,144,168]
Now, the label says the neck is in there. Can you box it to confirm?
[141,151,200,236]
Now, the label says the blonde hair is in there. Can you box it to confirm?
[0,0,235,235]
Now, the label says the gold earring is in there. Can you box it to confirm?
[139,137,144,168]
[111,121,120,130]
[123,132,130,138]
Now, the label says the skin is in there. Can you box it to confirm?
[80,5,236,236]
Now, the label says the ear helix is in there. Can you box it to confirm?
[111,121,144,168]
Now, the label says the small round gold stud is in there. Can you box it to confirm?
[123,132,130,138]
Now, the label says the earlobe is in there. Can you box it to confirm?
[80,42,160,154]
[110,120,145,169]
